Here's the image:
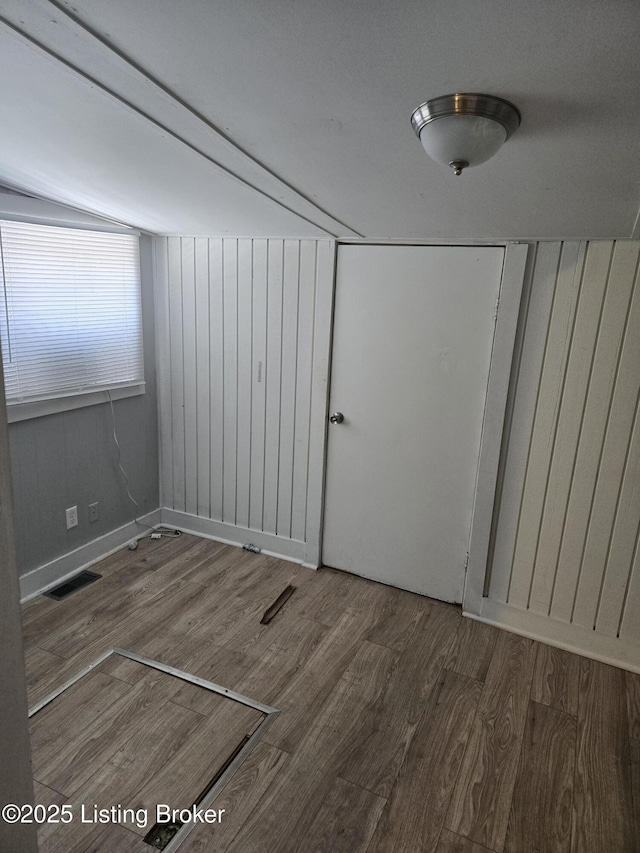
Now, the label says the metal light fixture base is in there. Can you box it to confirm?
[449,160,469,176]
[411,93,521,139]
[411,93,521,175]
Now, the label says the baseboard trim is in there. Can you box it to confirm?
[160,509,307,564]
[19,510,162,603]
[466,597,640,674]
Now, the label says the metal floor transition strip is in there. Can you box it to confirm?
[28,647,279,853]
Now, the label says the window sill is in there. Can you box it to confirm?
[6,382,145,423]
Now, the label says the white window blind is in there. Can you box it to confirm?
[0,220,143,406]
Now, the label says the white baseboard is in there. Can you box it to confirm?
[160,508,307,564]
[467,597,640,675]
[19,510,162,602]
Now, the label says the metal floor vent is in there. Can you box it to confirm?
[44,570,102,600]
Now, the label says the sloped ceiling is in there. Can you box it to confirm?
[0,0,639,239]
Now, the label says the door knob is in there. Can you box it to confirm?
[329,412,344,424]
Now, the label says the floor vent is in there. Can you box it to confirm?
[44,570,102,600]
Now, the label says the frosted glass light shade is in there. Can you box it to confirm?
[419,115,508,169]
[411,94,520,175]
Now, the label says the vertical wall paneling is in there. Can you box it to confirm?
[276,242,301,538]
[290,242,317,543]
[528,242,613,615]
[263,242,284,535]
[249,240,268,532]
[208,240,224,521]
[619,525,640,644]
[155,237,335,563]
[572,254,640,629]
[486,240,640,673]
[167,237,185,511]
[222,239,239,524]
[236,241,254,529]
[507,242,586,609]
[181,238,198,517]
[488,243,562,603]
[597,395,640,636]
[155,237,173,508]
[552,242,639,624]
[194,238,211,518]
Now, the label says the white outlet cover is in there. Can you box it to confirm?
[66,506,78,529]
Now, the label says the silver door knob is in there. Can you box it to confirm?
[329,412,344,424]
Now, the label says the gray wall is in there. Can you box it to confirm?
[0,350,37,853]
[8,234,159,577]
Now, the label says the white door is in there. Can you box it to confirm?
[322,245,504,602]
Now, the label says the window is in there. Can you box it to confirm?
[0,220,144,420]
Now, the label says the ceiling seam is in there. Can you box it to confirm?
[43,0,364,239]
[0,16,348,239]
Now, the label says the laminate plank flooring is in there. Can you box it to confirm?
[445,631,538,851]
[180,743,290,853]
[297,777,386,853]
[631,738,640,845]
[337,603,460,798]
[363,583,426,652]
[36,701,204,852]
[436,829,497,853]
[33,780,67,808]
[445,617,498,683]
[34,666,183,796]
[367,669,482,853]
[225,641,400,853]
[42,823,150,853]
[572,660,635,852]
[29,671,130,767]
[261,605,392,753]
[503,701,576,853]
[20,534,639,853]
[626,671,640,740]
[130,701,264,835]
[531,643,581,716]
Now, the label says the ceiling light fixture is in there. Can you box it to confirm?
[411,93,521,176]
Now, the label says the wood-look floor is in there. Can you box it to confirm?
[22,534,639,853]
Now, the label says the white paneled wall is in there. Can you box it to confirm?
[154,237,335,566]
[484,241,640,671]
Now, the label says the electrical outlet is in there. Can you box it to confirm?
[66,505,78,529]
[88,501,99,523]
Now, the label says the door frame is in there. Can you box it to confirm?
[310,240,529,614]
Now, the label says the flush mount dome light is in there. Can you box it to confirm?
[411,93,521,175]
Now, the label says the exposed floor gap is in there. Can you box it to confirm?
[260,584,296,624]
[144,726,256,850]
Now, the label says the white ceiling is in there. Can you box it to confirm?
[0,0,639,239]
